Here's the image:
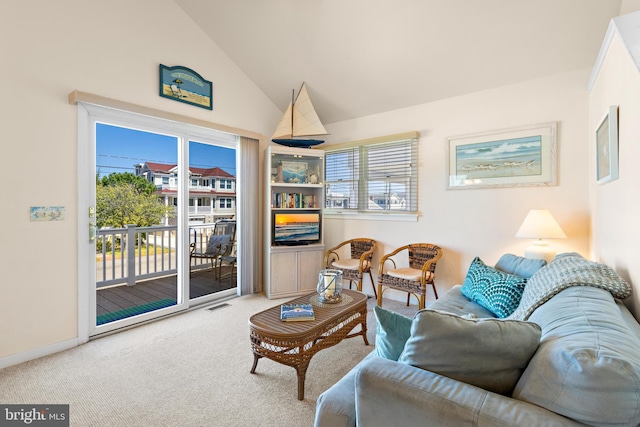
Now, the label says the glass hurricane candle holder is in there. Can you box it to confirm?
[317,269,343,304]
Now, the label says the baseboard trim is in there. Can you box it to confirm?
[0,338,79,370]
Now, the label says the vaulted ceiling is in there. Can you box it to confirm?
[175,0,622,125]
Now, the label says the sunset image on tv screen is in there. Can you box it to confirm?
[274,213,320,242]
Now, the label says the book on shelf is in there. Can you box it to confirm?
[280,303,315,321]
[271,192,317,209]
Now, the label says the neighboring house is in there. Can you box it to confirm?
[326,193,405,210]
[135,162,236,224]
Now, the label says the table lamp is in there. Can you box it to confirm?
[515,209,567,263]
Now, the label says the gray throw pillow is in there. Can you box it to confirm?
[398,309,541,395]
[495,253,546,278]
[206,234,230,253]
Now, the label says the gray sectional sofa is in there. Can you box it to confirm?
[314,253,640,427]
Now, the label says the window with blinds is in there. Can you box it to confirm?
[325,132,418,214]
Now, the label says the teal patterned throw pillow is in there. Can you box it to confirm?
[461,257,527,318]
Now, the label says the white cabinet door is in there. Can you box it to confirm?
[297,249,324,293]
[270,251,297,296]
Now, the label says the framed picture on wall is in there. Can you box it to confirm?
[596,105,619,184]
[447,122,557,190]
[159,64,213,110]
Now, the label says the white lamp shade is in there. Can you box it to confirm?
[515,210,567,239]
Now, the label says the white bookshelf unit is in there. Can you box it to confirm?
[265,145,324,299]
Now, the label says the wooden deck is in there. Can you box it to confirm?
[97,265,236,316]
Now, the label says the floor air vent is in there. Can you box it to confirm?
[206,303,230,311]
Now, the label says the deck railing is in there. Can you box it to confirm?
[96,223,219,289]
[187,206,236,215]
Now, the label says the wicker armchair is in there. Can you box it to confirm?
[324,238,378,298]
[377,243,442,309]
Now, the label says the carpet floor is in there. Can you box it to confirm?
[0,294,420,427]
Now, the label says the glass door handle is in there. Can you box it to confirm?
[89,222,96,242]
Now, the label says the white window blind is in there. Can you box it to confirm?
[325,132,418,214]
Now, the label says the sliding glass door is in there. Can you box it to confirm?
[95,124,182,329]
[187,140,238,302]
[78,103,238,337]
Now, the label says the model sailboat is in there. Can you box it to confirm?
[271,82,329,148]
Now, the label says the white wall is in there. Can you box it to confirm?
[588,29,640,317]
[0,0,279,361]
[324,70,591,303]
[621,0,640,15]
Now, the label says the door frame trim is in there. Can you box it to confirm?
[77,101,241,342]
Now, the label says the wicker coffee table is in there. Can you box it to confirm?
[249,289,369,400]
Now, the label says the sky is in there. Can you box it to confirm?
[96,123,237,178]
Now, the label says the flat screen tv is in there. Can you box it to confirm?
[272,211,321,246]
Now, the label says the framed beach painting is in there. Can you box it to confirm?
[159,64,213,110]
[596,106,619,184]
[447,122,557,190]
[280,161,308,184]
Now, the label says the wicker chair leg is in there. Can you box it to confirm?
[376,286,383,307]
[367,271,377,299]
[419,294,426,310]
[432,283,439,299]
[406,293,411,306]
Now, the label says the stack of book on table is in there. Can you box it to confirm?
[280,303,315,322]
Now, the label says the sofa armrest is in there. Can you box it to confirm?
[355,357,585,427]
[314,352,376,427]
